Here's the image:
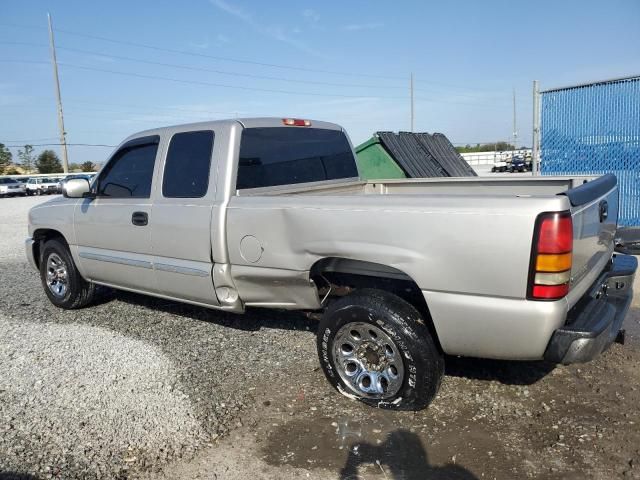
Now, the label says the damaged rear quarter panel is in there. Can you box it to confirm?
[225,193,565,306]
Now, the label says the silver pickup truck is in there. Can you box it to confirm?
[26,117,637,410]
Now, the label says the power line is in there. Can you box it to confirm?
[58,42,517,102]
[66,99,244,116]
[0,41,405,90]
[0,44,518,104]
[53,27,405,81]
[0,22,525,96]
[0,59,406,99]
[0,96,248,117]
[3,137,59,143]
[51,29,523,94]
[64,62,411,99]
[1,59,511,108]
[57,45,408,90]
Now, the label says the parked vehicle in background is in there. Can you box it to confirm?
[0,177,26,197]
[26,117,637,410]
[14,177,30,190]
[491,158,508,172]
[509,156,527,172]
[26,177,60,195]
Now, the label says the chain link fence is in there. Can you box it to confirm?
[539,76,640,225]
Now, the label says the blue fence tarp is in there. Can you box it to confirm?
[540,76,640,226]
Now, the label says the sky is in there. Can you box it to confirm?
[1,0,639,165]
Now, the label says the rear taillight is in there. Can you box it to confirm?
[528,211,573,300]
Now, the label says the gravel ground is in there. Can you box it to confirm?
[0,195,319,479]
[1,194,639,480]
[0,319,205,478]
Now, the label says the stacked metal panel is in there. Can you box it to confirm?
[416,133,478,177]
[376,131,477,178]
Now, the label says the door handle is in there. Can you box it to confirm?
[132,211,148,226]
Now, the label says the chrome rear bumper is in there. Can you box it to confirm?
[544,254,637,364]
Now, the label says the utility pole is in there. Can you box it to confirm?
[410,73,414,132]
[532,80,540,176]
[48,13,69,173]
[512,88,518,154]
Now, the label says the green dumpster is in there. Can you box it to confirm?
[354,136,406,180]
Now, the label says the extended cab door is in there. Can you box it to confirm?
[150,128,219,305]
[74,135,160,293]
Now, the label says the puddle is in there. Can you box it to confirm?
[261,415,493,479]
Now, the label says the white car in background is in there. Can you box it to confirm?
[491,159,508,172]
[0,178,26,197]
[26,177,60,195]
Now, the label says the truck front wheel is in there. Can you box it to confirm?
[40,238,96,309]
[317,289,444,410]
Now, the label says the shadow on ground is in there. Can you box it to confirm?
[340,429,478,480]
[445,356,556,385]
[112,289,318,332]
[112,289,556,385]
[0,473,39,480]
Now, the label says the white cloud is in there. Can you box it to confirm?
[302,9,320,23]
[216,33,230,44]
[342,22,383,31]
[209,0,326,58]
[188,38,210,50]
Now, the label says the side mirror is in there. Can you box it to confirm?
[63,178,91,198]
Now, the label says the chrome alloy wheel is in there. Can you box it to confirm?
[332,322,404,399]
[46,253,68,298]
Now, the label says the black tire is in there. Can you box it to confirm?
[40,238,96,309]
[317,289,444,410]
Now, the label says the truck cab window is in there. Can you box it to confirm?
[97,137,159,198]
[236,127,358,190]
[163,130,214,198]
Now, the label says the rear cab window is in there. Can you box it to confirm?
[163,130,214,198]
[236,127,358,190]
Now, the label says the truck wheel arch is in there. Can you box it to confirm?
[32,229,68,269]
[310,257,442,351]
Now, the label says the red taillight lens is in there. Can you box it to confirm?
[532,284,570,299]
[529,211,573,300]
[537,213,573,254]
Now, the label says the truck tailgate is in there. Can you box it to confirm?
[564,174,618,307]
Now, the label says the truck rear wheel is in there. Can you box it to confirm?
[317,289,444,410]
[40,238,96,309]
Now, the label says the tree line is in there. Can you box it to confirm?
[455,142,516,153]
[0,143,96,175]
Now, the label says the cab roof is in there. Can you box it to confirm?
[122,117,344,146]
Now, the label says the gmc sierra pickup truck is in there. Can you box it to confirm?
[26,117,637,410]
